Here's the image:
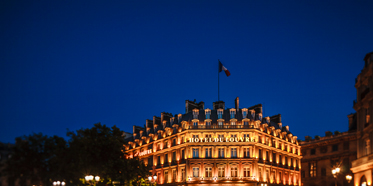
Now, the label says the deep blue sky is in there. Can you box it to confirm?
[1,0,372,143]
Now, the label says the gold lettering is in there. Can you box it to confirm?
[204,138,208,142]
[230,137,234,142]
[200,138,203,142]
[215,138,219,142]
[209,138,212,142]
[235,137,238,142]
[190,138,194,142]
[219,138,223,142]
[240,137,244,142]
[226,137,229,142]
[246,137,250,142]
[195,138,199,142]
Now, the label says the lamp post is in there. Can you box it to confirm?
[332,168,341,186]
[148,175,157,186]
[346,175,352,183]
[85,175,100,186]
[52,181,66,186]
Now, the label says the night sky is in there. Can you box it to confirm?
[1,1,372,143]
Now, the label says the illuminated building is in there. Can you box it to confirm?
[124,98,302,186]
[351,52,373,186]
[300,129,357,186]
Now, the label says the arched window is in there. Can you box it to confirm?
[360,175,367,186]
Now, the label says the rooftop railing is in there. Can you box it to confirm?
[188,125,255,129]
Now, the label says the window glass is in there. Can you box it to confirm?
[193,167,199,177]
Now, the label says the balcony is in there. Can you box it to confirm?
[189,125,255,129]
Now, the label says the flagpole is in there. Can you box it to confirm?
[218,59,220,101]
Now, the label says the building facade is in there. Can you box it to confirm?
[300,130,357,186]
[125,98,302,186]
[351,52,373,186]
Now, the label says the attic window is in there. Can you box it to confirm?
[193,109,199,119]
[230,109,236,119]
[205,109,211,119]
[217,109,223,119]
[242,109,248,119]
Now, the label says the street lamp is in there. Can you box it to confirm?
[53,181,65,186]
[148,175,157,186]
[346,175,352,183]
[85,175,100,185]
[332,168,341,186]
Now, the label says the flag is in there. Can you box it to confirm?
[219,60,231,76]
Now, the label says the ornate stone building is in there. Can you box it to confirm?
[351,52,373,186]
[300,129,357,186]
[125,98,302,186]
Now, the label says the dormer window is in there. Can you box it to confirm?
[258,113,262,121]
[170,118,174,126]
[230,109,236,119]
[205,109,211,119]
[178,114,182,123]
[193,121,198,126]
[206,121,211,126]
[231,121,236,125]
[193,109,199,119]
[217,109,223,119]
[242,109,248,119]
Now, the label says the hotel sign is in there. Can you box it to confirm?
[189,137,256,143]
[129,149,152,159]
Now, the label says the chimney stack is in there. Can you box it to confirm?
[235,97,239,111]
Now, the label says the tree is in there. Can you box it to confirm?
[4,133,67,186]
[65,123,149,185]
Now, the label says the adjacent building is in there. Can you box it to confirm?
[351,52,373,186]
[125,98,302,186]
[300,128,357,186]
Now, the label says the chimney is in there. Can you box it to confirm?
[185,100,204,113]
[235,97,239,111]
[213,101,225,110]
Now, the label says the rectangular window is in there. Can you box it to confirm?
[181,168,185,180]
[279,154,282,164]
[266,151,269,160]
[218,121,223,125]
[164,171,168,183]
[218,134,224,138]
[231,148,237,158]
[231,167,238,177]
[206,121,211,126]
[279,172,282,182]
[206,110,211,119]
[192,148,199,158]
[205,167,212,177]
[231,134,237,138]
[243,111,247,118]
[309,162,317,177]
[205,148,212,158]
[332,144,338,152]
[244,121,248,125]
[165,154,168,163]
[173,139,176,146]
[259,149,262,159]
[158,156,161,165]
[193,121,198,126]
[230,110,235,119]
[172,169,176,182]
[172,151,176,162]
[218,148,225,158]
[193,167,199,177]
[205,134,212,138]
[181,149,185,159]
[218,110,223,119]
[243,134,250,138]
[243,167,250,177]
[231,121,236,125]
[273,152,276,163]
[218,167,225,177]
[244,148,250,158]
[301,171,305,178]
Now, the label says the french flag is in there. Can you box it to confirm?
[219,60,231,77]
